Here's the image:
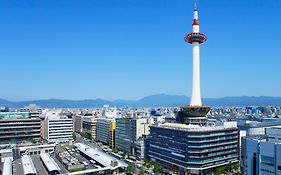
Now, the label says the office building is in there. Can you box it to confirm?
[238,119,281,137]
[96,118,116,148]
[0,117,41,144]
[44,115,73,143]
[73,115,83,133]
[115,117,154,155]
[149,122,239,174]
[136,135,150,160]
[238,120,281,146]
[241,127,281,175]
[82,116,97,140]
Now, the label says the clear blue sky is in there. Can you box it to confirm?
[0,0,281,101]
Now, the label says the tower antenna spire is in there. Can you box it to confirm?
[194,0,197,10]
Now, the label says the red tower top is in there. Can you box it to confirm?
[184,7,207,44]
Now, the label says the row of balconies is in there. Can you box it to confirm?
[0,125,40,129]
[0,122,40,126]
[0,129,40,134]
[0,133,40,138]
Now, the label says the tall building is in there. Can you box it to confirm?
[73,115,83,133]
[241,127,281,175]
[96,118,116,148]
[115,117,154,155]
[0,117,41,144]
[44,115,73,143]
[148,4,239,175]
[82,116,97,140]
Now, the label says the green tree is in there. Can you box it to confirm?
[139,166,145,175]
[215,167,225,175]
[145,160,153,169]
[122,153,127,159]
[85,132,92,140]
[72,132,77,141]
[127,163,135,174]
[153,164,163,174]
[112,148,118,153]
[31,139,36,144]
[80,131,86,138]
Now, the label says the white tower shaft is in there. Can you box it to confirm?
[190,42,202,106]
[190,9,202,106]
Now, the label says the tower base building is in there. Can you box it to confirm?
[149,122,239,175]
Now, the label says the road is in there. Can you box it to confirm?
[31,155,49,175]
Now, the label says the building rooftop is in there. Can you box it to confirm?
[238,120,281,128]
[75,143,127,170]
[19,143,57,152]
[40,153,60,172]
[0,148,13,154]
[0,112,30,119]
[1,157,12,175]
[21,155,37,175]
[156,122,237,132]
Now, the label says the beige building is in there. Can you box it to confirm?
[82,117,97,140]
[73,115,83,133]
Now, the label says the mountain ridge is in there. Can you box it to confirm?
[0,94,281,108]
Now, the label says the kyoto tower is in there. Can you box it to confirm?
[177,4,210,125]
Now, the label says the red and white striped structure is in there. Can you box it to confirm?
[184,8,207,106]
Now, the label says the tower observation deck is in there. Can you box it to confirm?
[177,7,210,125]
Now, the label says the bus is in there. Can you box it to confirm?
[90,159,96,164]
[125,159,134,164]
[82,161,89,167]
[111,152,123,160]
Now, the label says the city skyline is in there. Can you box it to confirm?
[1,0,281,101]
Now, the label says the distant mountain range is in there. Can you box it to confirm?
[0,94,281,108]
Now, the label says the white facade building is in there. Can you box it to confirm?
[241,127,281,175]
[44,115,73,143]
[102,105,117,118]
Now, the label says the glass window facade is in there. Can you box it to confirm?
[148,126,239,174]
